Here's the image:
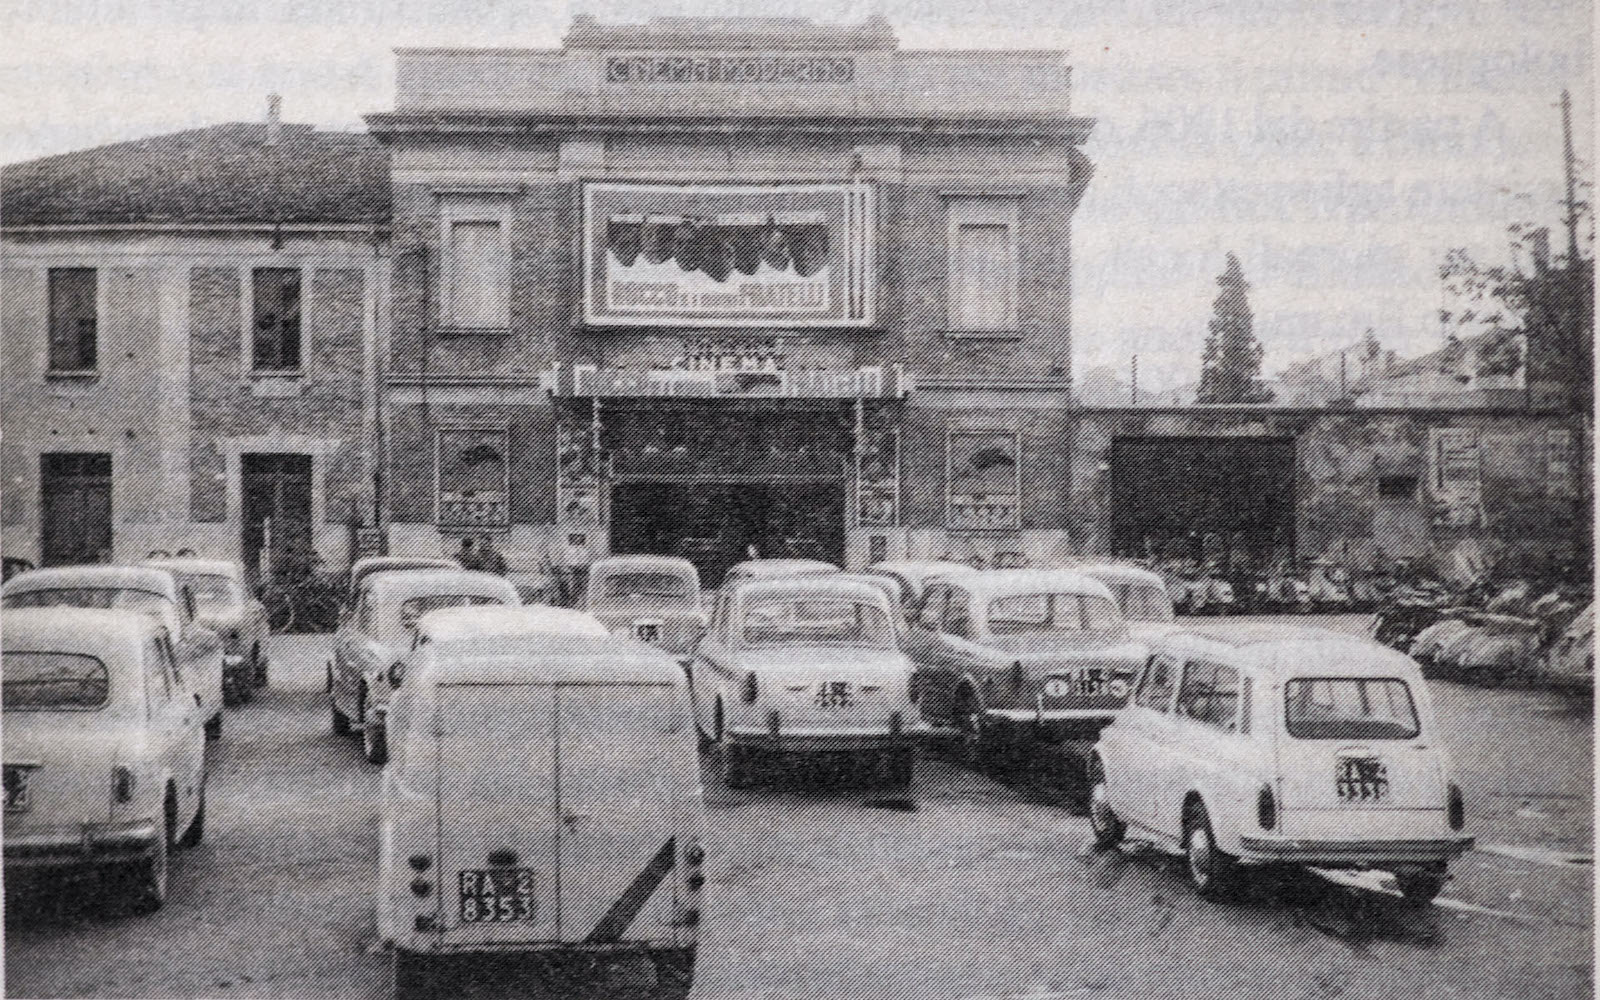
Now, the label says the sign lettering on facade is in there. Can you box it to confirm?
[583,182,876,328]
[606,56,855,84]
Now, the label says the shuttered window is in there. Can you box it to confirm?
[252,268,302,372]
[950,223,1015,330]
[444,220,510,330]
[48,268,98,372]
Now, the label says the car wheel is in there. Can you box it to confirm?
[392,950,438,1000]
[178,774,207,849]
[883,748,915,790]
[364,716,388,766]
[124,796,173,915]
[331,694,350,737]
[1395,865,1449,905]
[720,742,756,790]
[954,689,990,770]
[1087,758,1125,851]
[1183,800,1239,901]
[204,713,222,741]
[252,644,267,687]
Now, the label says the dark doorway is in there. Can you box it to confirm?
[40,452,112,566]
[1109,437,1296,563]
[610,481,845,586]
[241,453,313,589]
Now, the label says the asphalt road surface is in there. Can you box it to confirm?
[6,623,1593,1000]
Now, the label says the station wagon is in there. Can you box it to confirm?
[378,634,705,999]
[585,555,707,654]
[3,609,208,913]
[144,556,269,697]
[690,575,923,788]
[1068,562,1179,643]
[1090,625,1472,903]
[3,566,226,740]
[329,569,519,765]
[906,569,1145,771]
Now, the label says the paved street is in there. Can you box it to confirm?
[6,625,1593,1000]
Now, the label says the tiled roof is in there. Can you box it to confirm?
[2,122,390,227]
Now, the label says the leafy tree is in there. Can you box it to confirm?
[1196,253,1274,404]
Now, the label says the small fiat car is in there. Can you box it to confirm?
[585,555,707,654]
[1069,562,1179,644]
[1089,625,1473,903]
[330,569,519,765]
[412,605,611,650]
[144,557,269,698]
[690,576,923,788]
[907,569,1145,771]
[3,566,226,740]
[863,559,978,616]
[719,558,840,588]
[3,609,208,914]
[377,634,705,1000]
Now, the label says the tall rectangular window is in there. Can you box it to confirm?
[48,268,97,372]
[252,268,302,372]
[946,198,1019,332]
[444,220,510,330]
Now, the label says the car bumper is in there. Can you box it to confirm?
[223,653,251,682]
[985,708,1116,742]
[4,820,161,869]
[1237,835,1475,867]
[726,727,923,753]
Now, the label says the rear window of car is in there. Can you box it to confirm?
[399,594,505,626]
[3,651,111,710]
[985,593,1122,635]
[1109,583,1175,623]
[3,587,171,616]
[740,597,895,649]
[1285,678,1420,740]
[593,572,694,607]
[178,574,243,615]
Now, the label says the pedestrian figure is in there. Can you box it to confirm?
[455,536,486,572]
[478,534,508,575]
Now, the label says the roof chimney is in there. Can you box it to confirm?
[266,93,282,146]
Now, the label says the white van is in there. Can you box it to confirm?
[377,634,705,999]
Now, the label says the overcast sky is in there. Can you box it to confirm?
[2,0,1592,392]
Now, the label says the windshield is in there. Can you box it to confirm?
[593,571,695,608]
[740,597,895,649]
[985,593,1123,636]
[1108,583,1175,623]
[397,593,505,628]
[1285,678,1420,740]
[3,587,173,618]
[3,651,111,710]
[180,574,243,615]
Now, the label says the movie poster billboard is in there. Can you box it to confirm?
[583,181,876,328]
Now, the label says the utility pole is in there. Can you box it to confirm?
[1560,88,1581,266]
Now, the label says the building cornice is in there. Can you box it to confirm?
[366,112,1095,142]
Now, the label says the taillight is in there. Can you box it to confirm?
[1256,783,1277,830]
[113,766,136,803]
[1447,783,1465,831]
[1009,662,1024,692]
[741,672,758,703]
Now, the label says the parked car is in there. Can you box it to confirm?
[3,608,208,913]
[585,555,707,655]
[330,569,519,765]
[412,605,611,650]
[506,570,558,606]
[346,556,458,612]
[3,566,226,740]
[862,559,977,618]
[834,573,908,635]
[1543,602,1593,693]
[689,575,924,788]
[1089,624,1473,903]
[144,557,269,698]
[906,569,1145,774]
[719,558,840,588]
[377,633,705,1000]
[1068,562,1179,643]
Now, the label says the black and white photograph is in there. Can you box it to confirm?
[0,1,1593,997]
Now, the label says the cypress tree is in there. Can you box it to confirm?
[1196,253,1274,404]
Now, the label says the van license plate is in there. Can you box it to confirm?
[1335,756,1389,803]
[458,869,537,923]
[3,766,30,812]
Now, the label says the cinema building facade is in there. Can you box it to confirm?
[367,16,1095,580]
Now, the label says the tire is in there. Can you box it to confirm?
[392,950,437,1000]
[953,688,991,770]
[721,743,756,789]
[251,644,267,688]
[205,713,222,741]
[1087,758,1125,851]
[124,797,174,914]
[1183,800,1239,901]
[363,715,388,766]
[1395,865,1449,905]
[178,774,206,849]
[883,747,916,790]
[331,696,351,737]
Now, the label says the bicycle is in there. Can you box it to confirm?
[260,572,343,634]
